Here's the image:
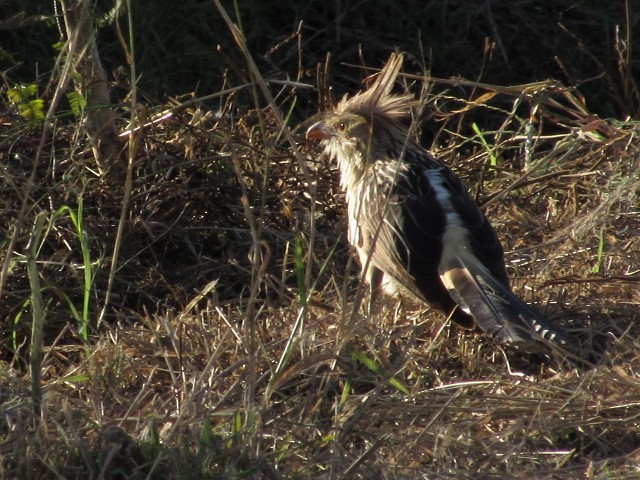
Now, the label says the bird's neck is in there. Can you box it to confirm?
[325,139,367,192]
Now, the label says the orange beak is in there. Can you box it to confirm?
[305,121,334,141]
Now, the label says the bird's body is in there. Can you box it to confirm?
[306,53,581,353]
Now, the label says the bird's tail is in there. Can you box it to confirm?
[439,245,584,358]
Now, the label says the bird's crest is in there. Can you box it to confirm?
[336,53,417,122]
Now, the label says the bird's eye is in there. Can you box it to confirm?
[337,121,347,132]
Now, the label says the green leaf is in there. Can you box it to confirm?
[199,418,213,445]
[591,227,606,274]
[352,351,410,395]
[8,84,37,103]
[472,122,498,167]
[320,434,336,445]
[67,91,86,117]
[275,433,292,462]
[352,350,383,375]
[11,88,45,126]
[339,377,352,409]
[7,89,22,103]
[63,374,90,383]
[294,233,307,305]
[388,376,410,395]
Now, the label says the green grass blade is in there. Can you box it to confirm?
[472,122,498,167]
[351,351,409,395]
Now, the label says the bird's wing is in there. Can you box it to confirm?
[351,152,464,315]
[360,146,508,309]
[350,165,424,299]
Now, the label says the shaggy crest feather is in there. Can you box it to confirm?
[336,53,417,123]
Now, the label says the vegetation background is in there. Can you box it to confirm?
[1,0,639,478]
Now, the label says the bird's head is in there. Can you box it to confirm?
[304,53,418,187]
[305,113,373,182]
[305,112,371,145]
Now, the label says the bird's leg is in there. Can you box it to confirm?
[366,266,385,316]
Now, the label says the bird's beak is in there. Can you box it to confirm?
[305,121,334,141]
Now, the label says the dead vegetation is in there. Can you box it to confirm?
[2,2,640,479]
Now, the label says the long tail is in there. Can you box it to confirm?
[439,245,584,356]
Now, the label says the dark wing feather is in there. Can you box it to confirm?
[351,148,471,325]
[400,148,511,288]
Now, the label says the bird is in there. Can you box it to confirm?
[304,52,582,354]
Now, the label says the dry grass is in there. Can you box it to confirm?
[2,22,640,480]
